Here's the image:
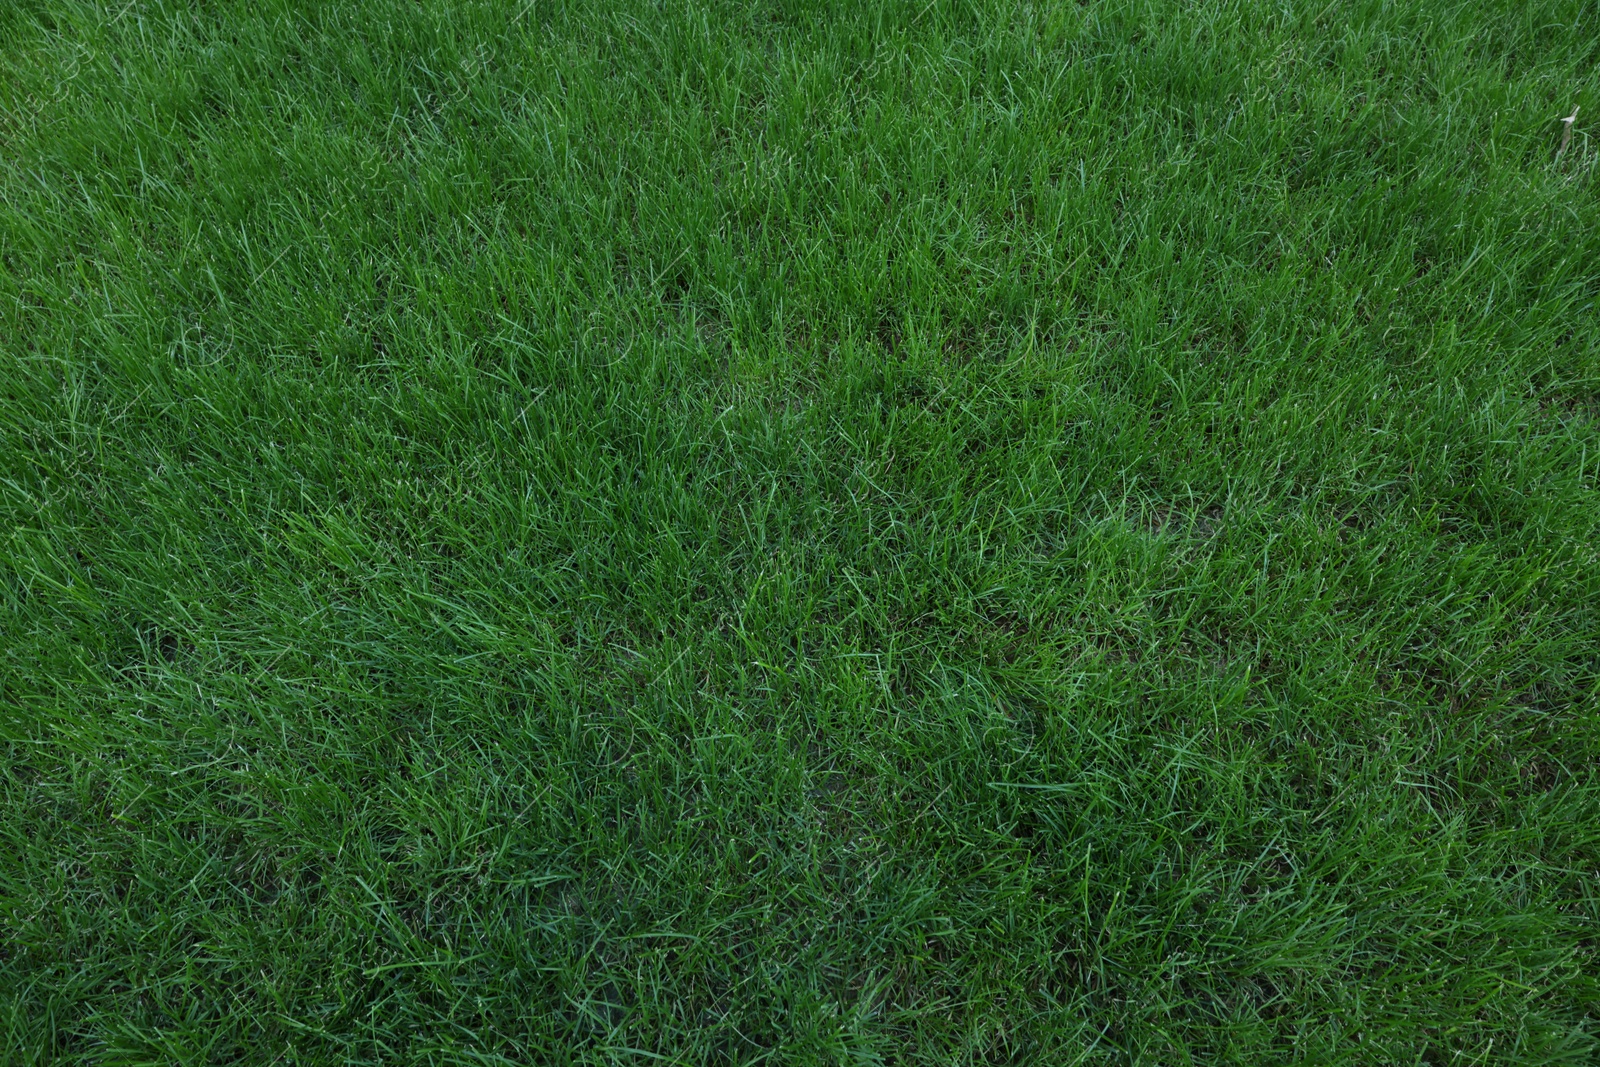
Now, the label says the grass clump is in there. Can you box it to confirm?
[2,0,1598,1062]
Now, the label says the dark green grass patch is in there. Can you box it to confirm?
[2,0,1599,1062]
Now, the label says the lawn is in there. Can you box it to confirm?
[2,0,1598,1062]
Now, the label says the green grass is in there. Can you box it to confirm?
[2,0,1598,1061]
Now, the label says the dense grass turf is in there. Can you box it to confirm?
[3,0,1599,1061]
